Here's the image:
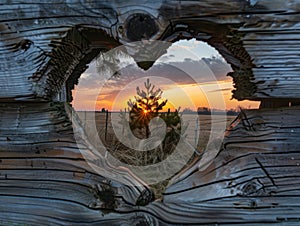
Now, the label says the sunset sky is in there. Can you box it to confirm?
[72,39,260,111]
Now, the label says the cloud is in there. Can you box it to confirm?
[209,87,232,92]
[201,56,232,81]
[158,54,175,61]
[75,56,232,105]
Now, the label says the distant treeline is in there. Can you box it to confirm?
[183,107,239,116]
[92,107,240,116]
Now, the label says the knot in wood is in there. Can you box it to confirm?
[136,188,155,206]
[15,39,33,51]
[241,180,263,196]
[125,13,158,41]
[94,183,118,210]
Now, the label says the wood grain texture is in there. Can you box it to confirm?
[0,102,154,224]
[147,107,300,225]
[1,0,300,100]
[1,0,300,225]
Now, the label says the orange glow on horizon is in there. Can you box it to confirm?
[72,81,260,111]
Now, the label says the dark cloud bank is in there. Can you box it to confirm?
[79,57,232,93]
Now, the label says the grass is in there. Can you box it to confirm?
[78,112,236,199]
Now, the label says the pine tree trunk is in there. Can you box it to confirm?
[145,124,151,138]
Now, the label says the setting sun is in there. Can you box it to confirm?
[72,40,260,112]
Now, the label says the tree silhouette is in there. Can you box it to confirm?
[96,49,131,77]
[127,79,168,138]
[110,79,182,168]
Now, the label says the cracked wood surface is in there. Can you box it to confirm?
[1,0,300,225]
[0,102,154,225]
[1,0,300,100]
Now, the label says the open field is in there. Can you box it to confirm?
[77,111,236,152]
[75,111,237,198]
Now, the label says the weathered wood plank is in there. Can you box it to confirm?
[1,0,300,225]
[0,0,300,100]
[140,107,300,224]
[0,102,154,224]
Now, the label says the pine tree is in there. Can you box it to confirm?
[114,79,183,167]
[127,79,168,138]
